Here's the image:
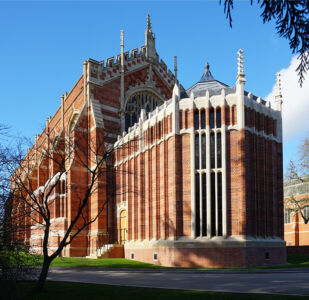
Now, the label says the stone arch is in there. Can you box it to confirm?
[67,110,80,134]
[66,110,80,167]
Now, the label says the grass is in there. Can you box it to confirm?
[3,250,309,270]
[49,253,309,269]
[17,281,306,300]
[50,257,164,268]
[286,253,309,267]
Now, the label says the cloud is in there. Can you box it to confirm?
[266,55,309,143]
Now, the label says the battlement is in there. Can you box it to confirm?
[87,45,175,86]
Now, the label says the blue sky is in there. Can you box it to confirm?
[0,1,307,173]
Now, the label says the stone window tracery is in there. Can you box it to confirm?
[124,91,163,132]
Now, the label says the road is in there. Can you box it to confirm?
[48,267,309,296]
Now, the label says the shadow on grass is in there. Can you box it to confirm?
[21,281,305,300]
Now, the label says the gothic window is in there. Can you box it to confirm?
[210,108,215,129]
[201,109,206,129]
[194,106,224,238]
[195,173,200,237]
[202,173,207,236]
[201,134,206,169]
[216,107,221,128]
[194,110,199,130]
[195,134,199,169]
[211,172,216,236]
[210,132,215,169]
[124,91,163,132]
[217,132,222,168]
[217,172,222,236]
[67,113,79,166]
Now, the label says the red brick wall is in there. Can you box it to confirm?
[125,246,286,268]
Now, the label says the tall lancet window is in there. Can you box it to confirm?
[124,91,163,132]
[194,105,224,238]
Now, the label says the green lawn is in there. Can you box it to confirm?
[50,256,164,268]
[16,281,305,300]
[49,253,309,269]
[2,250,309,269]
[286,253,309,267]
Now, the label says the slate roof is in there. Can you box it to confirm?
[185,62,229,98]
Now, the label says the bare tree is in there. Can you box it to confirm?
[7,125,132,292]
[285,133,309,224]
[220,0,309,86]
[0,125,40,299]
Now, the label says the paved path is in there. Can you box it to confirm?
[48,267,309,296]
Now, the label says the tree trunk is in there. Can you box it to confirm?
[35,257,51,292]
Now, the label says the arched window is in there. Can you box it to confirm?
[67,113,79,166]
[217,132,222,168]
[194,110,199,130]
[195,134,199,169]
[210,108,215,129]
[201,109,206,129]
[124,91,163,132]
[216,107,221,128]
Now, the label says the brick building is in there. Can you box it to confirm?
[12,16,286,267]
[284,180,309,247]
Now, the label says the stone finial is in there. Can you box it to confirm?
[145,14,156,59]
[275,72,282,98]
[147,14,152,32]
[174,56,178,83]
[275,72,283,111]
[237,49,246,81]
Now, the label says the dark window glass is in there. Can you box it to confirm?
[201,134,206,169]
[201,110,206,129]
[202,173,207,236]
[195,134,199,169]
[218,172,222,236]
[125,114,130,132]
[211,172,216,236]
[217,132,222,168]
[195,173,200,237]
[210,108,215,129]
[216,108,221,128]
[194,110,199,130]
[210,133,215,169]
[132,113,137,125]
